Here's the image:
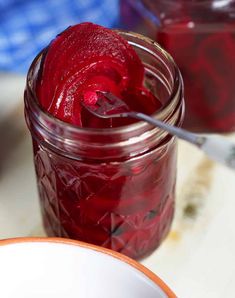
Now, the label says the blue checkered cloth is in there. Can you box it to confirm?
[0,0,119,73]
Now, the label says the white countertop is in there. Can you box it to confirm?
[0,74,235,298]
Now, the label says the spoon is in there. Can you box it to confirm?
[82,91,235,171]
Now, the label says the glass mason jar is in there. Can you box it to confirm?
[120,0,235,133]
[24,31,184,260]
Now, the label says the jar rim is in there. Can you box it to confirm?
[26,29,183,137]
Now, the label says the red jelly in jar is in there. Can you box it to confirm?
[120,0,235,132]
[24,23,184,259]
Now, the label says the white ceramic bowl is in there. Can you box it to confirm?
[0,237,176,298]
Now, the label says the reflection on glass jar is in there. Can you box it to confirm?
[120,0,235,132]
[25,31,184,260]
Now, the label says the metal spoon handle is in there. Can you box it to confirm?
[123,112,235,171]
[125,112,203,145]
[200,136,235,170]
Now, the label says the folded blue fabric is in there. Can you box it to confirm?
[0,0,119,73]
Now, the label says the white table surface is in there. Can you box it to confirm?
[0,74,235,298]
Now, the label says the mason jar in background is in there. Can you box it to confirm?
[25,31,184,260]
[120,0,235,132]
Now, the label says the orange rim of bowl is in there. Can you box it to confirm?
[0,237,176,297]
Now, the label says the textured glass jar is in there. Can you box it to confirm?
[25,31,184,260]
[120,0,235,132]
